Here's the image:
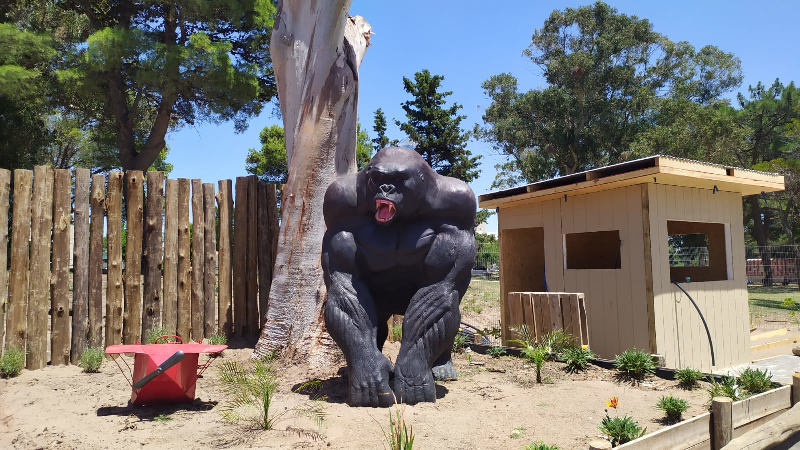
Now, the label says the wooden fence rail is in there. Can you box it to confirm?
[0,166,279,369]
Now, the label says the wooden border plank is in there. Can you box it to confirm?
[505,292,523,343]
[176,179,191,340]
[142,171,164,335]
[0,169,10,352]
[534,293,551,338]
[732,385,791,429]
[123,171,144,344]
[7,169,32,354]
[232,177,248,335]
[521,293,535,332]
[190,179,205,341]
[548,293,563,331]
[561,293,582,340]
[70,168,90,363]
[203,182,217,337]
[246,176,259,335]
[105,172,122,347]
[617,411,711,450]
[27,165,54,370]
[217,179,233,335]
[578,294,589,347]
[162,179,178,334]
[50,168,71,365]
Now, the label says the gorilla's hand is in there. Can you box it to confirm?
[349,353,395,407]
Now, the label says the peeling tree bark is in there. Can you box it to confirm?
[253,0,371,366]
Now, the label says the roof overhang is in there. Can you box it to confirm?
[478,155,785,209]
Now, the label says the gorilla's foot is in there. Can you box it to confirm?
[393,362,435,405]
[432,359,457,381]
[347,357,395,407]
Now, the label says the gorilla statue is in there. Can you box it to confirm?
[322,146,476,407]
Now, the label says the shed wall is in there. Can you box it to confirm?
[647,183,749,370]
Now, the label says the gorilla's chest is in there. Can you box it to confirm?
[355,221,437,273]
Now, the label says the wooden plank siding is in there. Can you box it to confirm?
[0,169,10,352]
[648,183,749,370]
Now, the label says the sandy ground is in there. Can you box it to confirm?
[0,344,713,450]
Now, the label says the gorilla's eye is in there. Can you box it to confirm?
[368,176,377,190]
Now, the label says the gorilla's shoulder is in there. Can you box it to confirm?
[323,174,359,228]
[432,175,476,228]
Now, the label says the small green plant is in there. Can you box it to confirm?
[509,324,536,348]
[509,425,526,439]
[656,395,689,423]
[562,347,594,373]
[521,345,548,383]
[675,367,703,390]
[154,413,172,423]
[219,358,325,430]
[391,324,403,342]
[614,349,656,381]
[80,347,105,373]
[524,442,559,450]
[452,332,468,353]
[599,415,646,446]
[541,330,578,355]
[707,376,739,401]
[207,333,228,345]
[486,345,506,358]
[0,347,25,378]
[146,326,177,344]
[382,407,415,450]
[738,368,773,395]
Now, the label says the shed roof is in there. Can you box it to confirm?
[478,155,784,209]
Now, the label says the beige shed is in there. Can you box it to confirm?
[479,155,784,371]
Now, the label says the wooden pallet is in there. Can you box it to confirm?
[505,292,589,346]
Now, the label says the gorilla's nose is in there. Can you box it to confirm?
[379,184,395,194]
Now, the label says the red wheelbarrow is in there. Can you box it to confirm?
[105,335,227,405]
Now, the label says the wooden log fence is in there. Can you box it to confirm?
[0,167,279,370]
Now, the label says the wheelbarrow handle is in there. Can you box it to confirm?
[133,351,186,390]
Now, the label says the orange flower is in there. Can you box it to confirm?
[606,396,619,409]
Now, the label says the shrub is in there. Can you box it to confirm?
[675,367,703,390]
[541,330,578,355]
[614,349,656,381]
[562,347,594,373]
[0,348,25,378]
[207,333,228,345]
[391,324,403,342]
[599,415,646,446]
[383,407,414,450]
[738,368,773,395]
[521,345,548,383]
[524,442,559,450]
[486,345,506,358]
[707,376,739,401]
[656,395,689,423]
[452,332,468,353]
[80,348,105,373]
[145,326,178,344]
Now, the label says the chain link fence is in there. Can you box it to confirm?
[472,241,499,278]
[745,245,800,287]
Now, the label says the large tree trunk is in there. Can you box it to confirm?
[253,0,371,366]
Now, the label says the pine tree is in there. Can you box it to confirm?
[396,70,481,182]
[372,108,390,152]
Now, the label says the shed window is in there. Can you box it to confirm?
[668,221,729,282]
[565,230,621,269]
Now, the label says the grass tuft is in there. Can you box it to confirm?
[80,347,105,373]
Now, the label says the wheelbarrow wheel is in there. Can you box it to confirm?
[154,335,183,344]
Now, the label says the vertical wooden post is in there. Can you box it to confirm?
[71,168,90,363]
[142,171,164,335]
[176,179,191,340]
[27,165,54,370]
[712,396,733,450]
[233,177,248,336]
[0,169,9,351]
[50,169,71,365]
[163,179,178,334]
[203,183,217,337]
[7,169,32,353]
[267,184,279,271]
[217,180,233,335]
[123,171,144,344]
[246,176,259,335]
[792,372,800,406]
[105,172,123,347]
[588,440,611,450]
[190,179,205,341]
[257,182,272,326]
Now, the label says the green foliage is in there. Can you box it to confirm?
[452,332,468,353]
[0,347,25,378]
[154,413,172,423]
[738,368,774,395]
[524,442,559,450]
[614,349,656,381]
[356,123,374,170]
[509,425,526,439]
[372,108,391,152]
[562,347,594,373]
[541,330,578,355]
[246,125,287,183]
[207,334,228,346]
[80,348,105,373]
[521,345,548,384]
[487,345,507,358]
[599,415,646,446]
[391,324,403,342]
[145,327,177,344]
[382,407,415,450]
[707,376,739,401]
[656,395,689,423]
[396,69,481,183]
[675,367,703,390]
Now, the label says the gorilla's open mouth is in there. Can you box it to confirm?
[375,198,396,223]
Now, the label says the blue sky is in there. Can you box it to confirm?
[165,1,800,233]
